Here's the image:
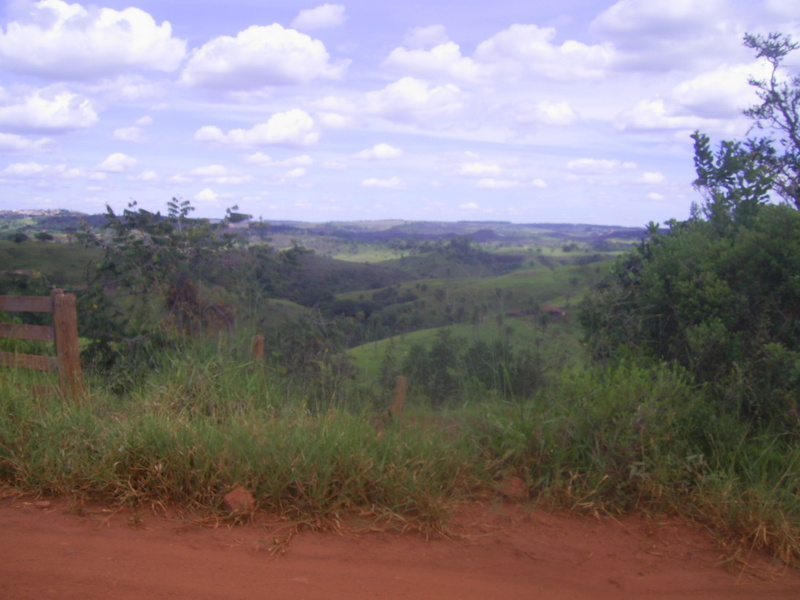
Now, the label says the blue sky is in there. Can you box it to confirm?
[0,0,798,226]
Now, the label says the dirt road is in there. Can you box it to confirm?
[1,496,798,599]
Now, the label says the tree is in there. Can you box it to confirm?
[742,32,800,208]
[35,231,54,242]
[77,199,246,384]
[580,33,800,426]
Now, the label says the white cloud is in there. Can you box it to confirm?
[440,152,532,181]
[459,202,479,210]
[387,24,613,83]
[638,172,665,184]
[476,179,521,189]
[194,188,219,203]
[593,0,727,37]
[364,77,466,124]
[766,0,800,17]
[384,42,484,83]
[285,167,307,179]
[244,152,314,168]
[130,170,157,181]
[291,4,346,30]
[108,79,165,102]
[457,162,503,176]
[173,164,251,185]
[616,98,722,132]
[195,109,319,146]
[97,153,137,172]
[354,143,403,159]
[0,89,97,133]
[63,167,105,181]
[282,155,314,167]
[403,25,450,49]
[181,24,348,89]
[317,112,354,128]
[113,127,144,142]
[362,177,405,188]
[0,133,53,154]
[591,0,741,71]
[567,158,637,173]
[515,100,579,126]
[0,161,103,181]
[1,161,49,177]
[474,24,614,80]
[670,63,765,118]
[0,0,186,80]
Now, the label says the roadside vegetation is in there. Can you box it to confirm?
[1,33,799,567]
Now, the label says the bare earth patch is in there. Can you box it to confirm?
[1,495,798,600]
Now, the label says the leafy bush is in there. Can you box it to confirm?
[580,33,800,428]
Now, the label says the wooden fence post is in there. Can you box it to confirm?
[0,290,85,400]
[252,334,265,363]
[390,375,408,420]
[51,289,85,400]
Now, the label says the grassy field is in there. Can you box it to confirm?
[348,317,585,384]
[0,241,100,288]
[1,346,798,564]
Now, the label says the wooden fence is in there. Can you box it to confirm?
[0,289,85,399]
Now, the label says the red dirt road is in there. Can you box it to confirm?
[1,496,798,600]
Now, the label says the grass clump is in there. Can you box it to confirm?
[1,346,799,565]
[459,362,800,565]
[0,355,471,534]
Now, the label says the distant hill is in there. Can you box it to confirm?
[265,219,645,246]
[0,209,105,231]
[1,209,646,248]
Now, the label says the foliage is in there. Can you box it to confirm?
[76,199,249,386]
[400,328,548,405]
[742,32,800,208]
[580,33,800,427]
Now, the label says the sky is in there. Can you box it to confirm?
[0,0,799,226]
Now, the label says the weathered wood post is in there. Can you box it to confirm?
[390,375,408,420]
[51,289,85,400]
[252,334,265,363]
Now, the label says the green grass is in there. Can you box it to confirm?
[0,241,101,288]
[332,246,402,263]
[2,344,797,565]
[348,317,585,385]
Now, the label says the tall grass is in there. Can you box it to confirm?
[0,351,471,533]
[1,346,798,563]
[464,362,800,564]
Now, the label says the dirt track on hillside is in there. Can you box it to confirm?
[1,495,798,600]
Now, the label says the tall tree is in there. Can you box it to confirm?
[742,32,800,208]
[580,33,800,427]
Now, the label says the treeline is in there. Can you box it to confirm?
[581,32,800,430]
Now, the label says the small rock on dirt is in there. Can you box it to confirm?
[223,486,255,514]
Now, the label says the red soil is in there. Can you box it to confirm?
[1,495,798,600]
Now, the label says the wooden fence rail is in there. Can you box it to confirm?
[0,289,85,400]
